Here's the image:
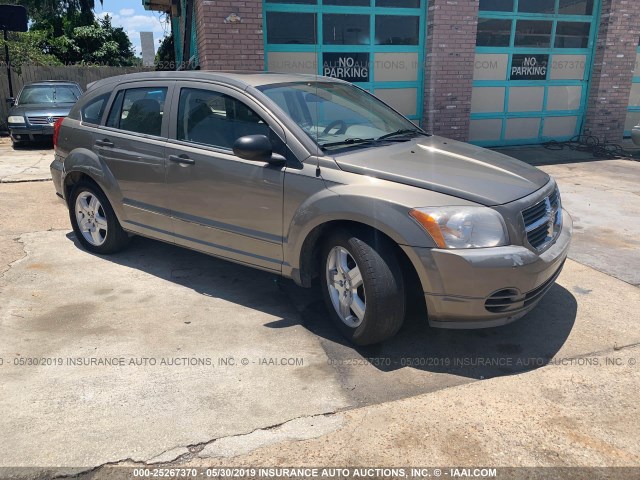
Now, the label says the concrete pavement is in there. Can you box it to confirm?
[0,138,53,183]
[0,148,638,476]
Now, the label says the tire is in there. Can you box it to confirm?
[69,180,129,254]
[321,229,405,345]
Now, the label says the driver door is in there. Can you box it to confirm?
[165,82,287,272]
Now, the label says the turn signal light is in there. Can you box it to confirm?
[408,209,447,248]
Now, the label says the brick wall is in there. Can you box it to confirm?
[194,0,265,71]
[422,0,479,140]
[583,0,640,140]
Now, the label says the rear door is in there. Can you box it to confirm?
[164,81,288,271]
[95,81,175,240]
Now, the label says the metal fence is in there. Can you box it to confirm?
[0,65,152,126]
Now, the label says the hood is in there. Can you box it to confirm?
[333,135,550,206]
[10,103,75,117]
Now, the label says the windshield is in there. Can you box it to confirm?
[18,85,81,105]
[257,81,426,151]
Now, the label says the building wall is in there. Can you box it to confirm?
[186,0,640,144]
[583,0,640,140]
[422,0,479,140]
[195,0,264,71]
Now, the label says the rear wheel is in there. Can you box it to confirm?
[69,181,129,254]
[321,229,405,345]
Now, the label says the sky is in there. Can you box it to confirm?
[95,0,170,58]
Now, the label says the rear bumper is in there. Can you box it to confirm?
[50,158,65,202]
[402,209,572,329]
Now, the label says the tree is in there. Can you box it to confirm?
[1,30,62,73]
[67,15,137,66]
[1,0,137,66]
[5,0,103,25]
[155,33,175,71]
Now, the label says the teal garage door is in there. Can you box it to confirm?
[625,40,640,136]
[262,0,426,123]
[470,0,599,146]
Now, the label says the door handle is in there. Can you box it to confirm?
[94,138,114,148]
[169,154,195,165]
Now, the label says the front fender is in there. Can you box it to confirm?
[63,148,126,222]
[283,181,441,274]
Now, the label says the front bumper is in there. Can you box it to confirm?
[8,124,54,142]
[402,209,572,329]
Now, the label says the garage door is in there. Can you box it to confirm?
[262,0,426,123]
[625,41,640,136]
[470,0,598,146]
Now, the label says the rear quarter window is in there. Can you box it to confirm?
[81,93,111,125]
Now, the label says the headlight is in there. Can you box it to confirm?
[8,116,25,124]
[409,206,508,249]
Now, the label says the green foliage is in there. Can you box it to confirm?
[6,0,102,25]
[0,0,137,66]
[155,33,175,71]
[1,30,62,73]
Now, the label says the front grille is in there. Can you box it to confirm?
[484,260,565,314]
[522,188,562,250]
[27,115,62,125]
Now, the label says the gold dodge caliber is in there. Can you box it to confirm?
[50,71,572,345]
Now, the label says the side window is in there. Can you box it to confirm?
[105,87,167,136]
[81,93,110,125]
[177,88,270,150]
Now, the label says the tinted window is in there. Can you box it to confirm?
[375,16,419,45]
[558,0,594,15]
[177,88,270,150]
[106,91,124,128]
[323,14,369,45]
[106,87,167,136]
[81,93,110,125]
[555,22,591,48]
[267,12,316,44]
[476,19,512,47]
[376,0,420,7]
[479,0,513,11]
[518,0,555,14]
[266,0,315,3]
[514,20,552,47]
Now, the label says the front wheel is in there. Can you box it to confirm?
[321,230,405,345]
[69,180,129,254]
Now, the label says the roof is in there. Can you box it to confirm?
[25,80,82,86]
[87,70,346,91]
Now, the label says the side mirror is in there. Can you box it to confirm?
[6,97,15,105]
[233,134,285,164]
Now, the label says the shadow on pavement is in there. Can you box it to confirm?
[66,231,577,383]
[11,140,54,150]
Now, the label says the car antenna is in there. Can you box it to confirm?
[312,80,321,178]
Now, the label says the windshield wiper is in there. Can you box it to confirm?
[320,137,376,149]
[377,128,428,141]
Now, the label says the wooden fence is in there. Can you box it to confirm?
[1,65,152,126]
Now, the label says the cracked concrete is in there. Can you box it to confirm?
[0,139,53,183]
[0,229,351,467]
